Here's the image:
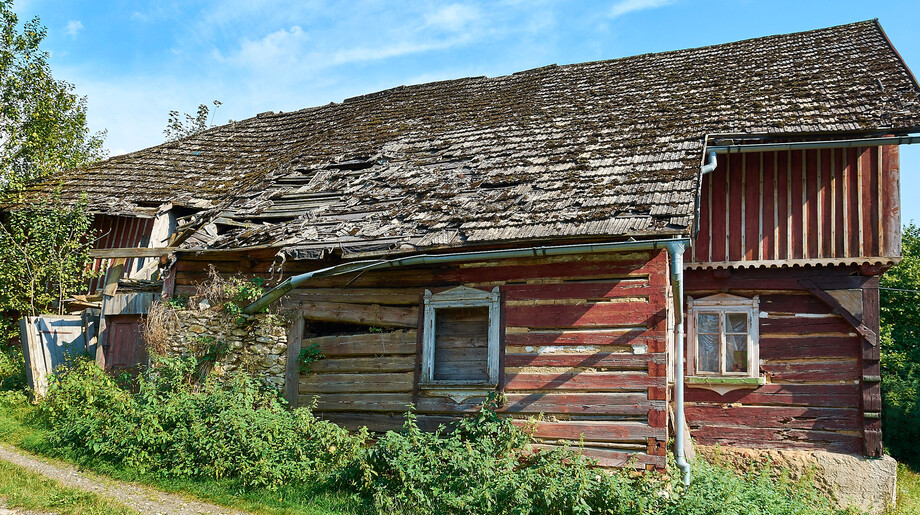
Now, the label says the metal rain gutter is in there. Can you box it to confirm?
[664,240,691,485]
[244,237,691,314]
[707,134,920,154]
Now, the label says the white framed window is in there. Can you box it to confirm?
[421,286,501,386]
[687,294,759,378]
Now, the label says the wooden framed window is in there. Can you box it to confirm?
[686,294,760,378]
[421,286,501,386]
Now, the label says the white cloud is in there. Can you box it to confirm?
[65,20,84,38]
[610,0,676,18]
[424,4,481,32]
[220,26,311,69]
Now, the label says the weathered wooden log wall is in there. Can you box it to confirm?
[89,215,154,293]
[684,267,878,456]
[689,146,899,265]
[174,249,671,469]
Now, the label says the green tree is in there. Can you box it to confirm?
[880,222,920,466]
[163,100,221,141]
[0,0,106,193]
[0,198,96,342]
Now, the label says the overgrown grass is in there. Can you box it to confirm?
[0,457,136,514]
[887,463,920,515]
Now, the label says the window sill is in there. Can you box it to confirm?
[684,375,766,395]
[419,382,497,403]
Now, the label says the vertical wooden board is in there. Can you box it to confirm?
[762,151,775,261]
[866,147,880,257]
[846,147,860,256]
[833,149,846,257]
[728,154,744,261]
[710,163,727,262]
[696,172,711,262]
[881,145,901,256]
[744,152,760,260]
[820,149,833,258]
[790,149,804,259]
[776,151,789,260]
[805,149,819,259]
[284,316,304,408]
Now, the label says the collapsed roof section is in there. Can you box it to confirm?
[17,20,920,259]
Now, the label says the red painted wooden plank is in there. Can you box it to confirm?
[504,302,660,329]
[689,425,861,454]
[648,408,667,428]
[758,293,833,315]
[790,149,804,259]
[867,147,880,256]
[818,149,834,258]
[759,316,853,335]
[451,256,659,285]
[745,151,760,260]
[776,151,789,260]
[696,172,711,262]
[881,145,900,257]
[684,384,859,408]
[504,329,665,348]
[515,420,660,443]
[759,336,860,359]
[504,353,664,369]
[502,281,652,301]
[728,153,744,261]
[504,372,658,391]
[414,392,660,415]
[762,151,775,260]
[711,160,727,261]
[846,147,860,256]
[805,149,819,259]
[833,149,846,257]
[684,405,860,431]
[530,444,665,469]
[761,360,860,382]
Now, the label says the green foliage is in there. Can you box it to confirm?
[0,197,97,341]
[297,344,323,374]
[0,0,106,193]
[880,223,920,466]
[0,345,26,392]
[39,356,365,489]
[164,100,221,142]
[165,296,188,310]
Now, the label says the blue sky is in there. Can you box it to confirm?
[13,0,920,224]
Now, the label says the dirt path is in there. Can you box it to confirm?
[0,444,250,514]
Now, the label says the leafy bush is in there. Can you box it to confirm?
[0,346,27,392]
[40,356,365,489]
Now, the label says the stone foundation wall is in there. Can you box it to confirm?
[696,445,897,514]
[163,310,288,388]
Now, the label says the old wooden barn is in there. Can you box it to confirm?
[12,20,920,479]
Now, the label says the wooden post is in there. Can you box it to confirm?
[284,315,304,408]
[861,276,882,457]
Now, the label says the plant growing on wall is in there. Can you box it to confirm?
[0,197,96,341]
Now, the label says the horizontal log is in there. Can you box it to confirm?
[505,372,658,391]
[684,405,860,431]
[685,269,872,291]
[530,444,664,469]
[758,293,833,315]
[761,360,860,382]
[505,353,664,369]
[503,281,652,301]
[514,420,662,443]
[307,356,415,374]
[759,336,860,359]
[302,392,415,412]
[684,384,859,408]
[759,316,853,335]
[689,425,861,454]
[505,329,665,348]
[90,247,177,258]
[308,330,417,356]
[288,287,424,305]
[299,372,414,393]
[413,392,662,415]
[505,302,660,329]
[452,259,662,284]
[298,301,418,328]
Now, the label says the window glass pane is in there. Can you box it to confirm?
[697,333,719,373]
[697,313,719,333]
[433,307,489,381]
[725,334,748,373]
[726,312,748,333]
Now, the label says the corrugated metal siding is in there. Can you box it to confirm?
[87,215,154,293]
[688,146,899,265]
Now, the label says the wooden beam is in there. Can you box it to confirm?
[284,316,304,408]
[798,279,877,346]
[89,247,177,258]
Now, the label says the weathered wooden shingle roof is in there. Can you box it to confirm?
[21,20,920,258]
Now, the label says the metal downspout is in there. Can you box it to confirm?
[665,240,691,485]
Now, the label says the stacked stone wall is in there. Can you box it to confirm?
[163,310,288,388]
